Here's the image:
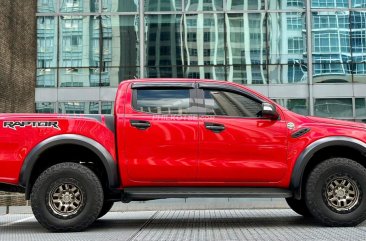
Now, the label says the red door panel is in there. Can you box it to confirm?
[198,117,288,182]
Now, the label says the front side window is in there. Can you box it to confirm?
[134,89,191,115]
[202,89,262,118]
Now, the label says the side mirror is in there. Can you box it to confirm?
[261,103,279,120]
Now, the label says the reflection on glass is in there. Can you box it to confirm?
[356,98,366,117]
[228,65,267,84]
[101,15,139,68]
[145,0,182,11]
[268,0,305,10]
[227,0,265,10]
[269,63,307,84]
[352,12,366,83]
[184,66,226,80]
[37,68,57,87]
[312,11,352,83]
[273,99,309,115]
[102,67,140,86]
[37,17,57,68]
[60,0,98,12]
[227,13,266,66]
[58,102,100,114]
[102,0,138,12]
[315,98,353,118]
[59,68,100,87]
[37,0,56,12]
[353,0,366,8]
[185,14,225,66]
[311,0,348,8]
[185,0,223,11]
[268,12,306,65]
[145,15,183,70]
[36,102,56,113]
[102,102,114,114]
[60,16,100,68]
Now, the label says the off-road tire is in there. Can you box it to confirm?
[305,158,366,227]
[285,197,312,217]
[98,201,114,219]
[31,162,104,232]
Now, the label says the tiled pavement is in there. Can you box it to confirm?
[1,209,366,241]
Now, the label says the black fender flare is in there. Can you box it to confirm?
[19,134,120,199]
[291,136,366,199]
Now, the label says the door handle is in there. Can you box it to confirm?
[205,122,225,133]
[130,120,151,130]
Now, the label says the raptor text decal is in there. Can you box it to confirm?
[3,121,60,130]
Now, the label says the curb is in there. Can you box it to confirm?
[2,198,289,215]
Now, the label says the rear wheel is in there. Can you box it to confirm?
[31,162,104,232]
[305,158,366,227]
[98,201,114,219]
[285,197,312,217]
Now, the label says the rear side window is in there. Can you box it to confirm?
[203,89,262,118]
[133,89,191,114]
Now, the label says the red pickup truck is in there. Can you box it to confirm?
[1,78,366,231]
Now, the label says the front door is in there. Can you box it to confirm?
[124,82,199,183]
[197,86,288,183]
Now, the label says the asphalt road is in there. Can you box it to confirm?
[1,209,366,241]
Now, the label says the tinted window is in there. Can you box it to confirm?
[134,89,191,114]
[203,90,262,118]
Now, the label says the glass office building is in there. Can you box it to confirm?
[36,0,366,121]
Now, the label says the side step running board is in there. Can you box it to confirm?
[123,187,292,200]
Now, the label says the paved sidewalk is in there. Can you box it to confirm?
[1,209,366,241]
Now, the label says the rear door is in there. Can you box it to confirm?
[124,82,199,183]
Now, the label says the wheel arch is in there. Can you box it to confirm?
[291,136,366,199]
[19,134,120,199]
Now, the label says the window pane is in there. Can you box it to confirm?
[227,65,267,84]
[37,68,57,87]
[268,0,305,10]
[59,68,100,87]
[227,0,265,10]
[36,102,55,113]
[203,90,262,117]
[102,67,140,86]
[58,102,99,114]
[102,0,139,12]
[145,0,182,11]
[134,89,192,114]
[102,15,139,68]
[269,63,308,84]
[185,0,223,11]
[227,13,266,65]
[184,66,226,80]
[352,0,366,7]
[101,102,114,114]
[268,12,306,65]
[351,12,366,83]
[145,66,184,78]
[60,16,100,68]
[145,15,183,67]
[185,14,225,66]
[37,0,56,13]
[356,98,366,117]
[273,99,309,115]
[314,98,353,118]
[60,0,98,12]
[37,17,57,68]
[311,0,348,8]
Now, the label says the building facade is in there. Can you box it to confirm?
[35,0,366,121]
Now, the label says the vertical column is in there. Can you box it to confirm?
[306,0,314,115]
[140,0,145,78]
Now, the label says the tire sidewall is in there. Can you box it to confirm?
[31,163,103,231]
[306,159,366,225]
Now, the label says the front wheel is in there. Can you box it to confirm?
[31,162,104,232]
[305,158,366,227]
[98,201,114,219]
